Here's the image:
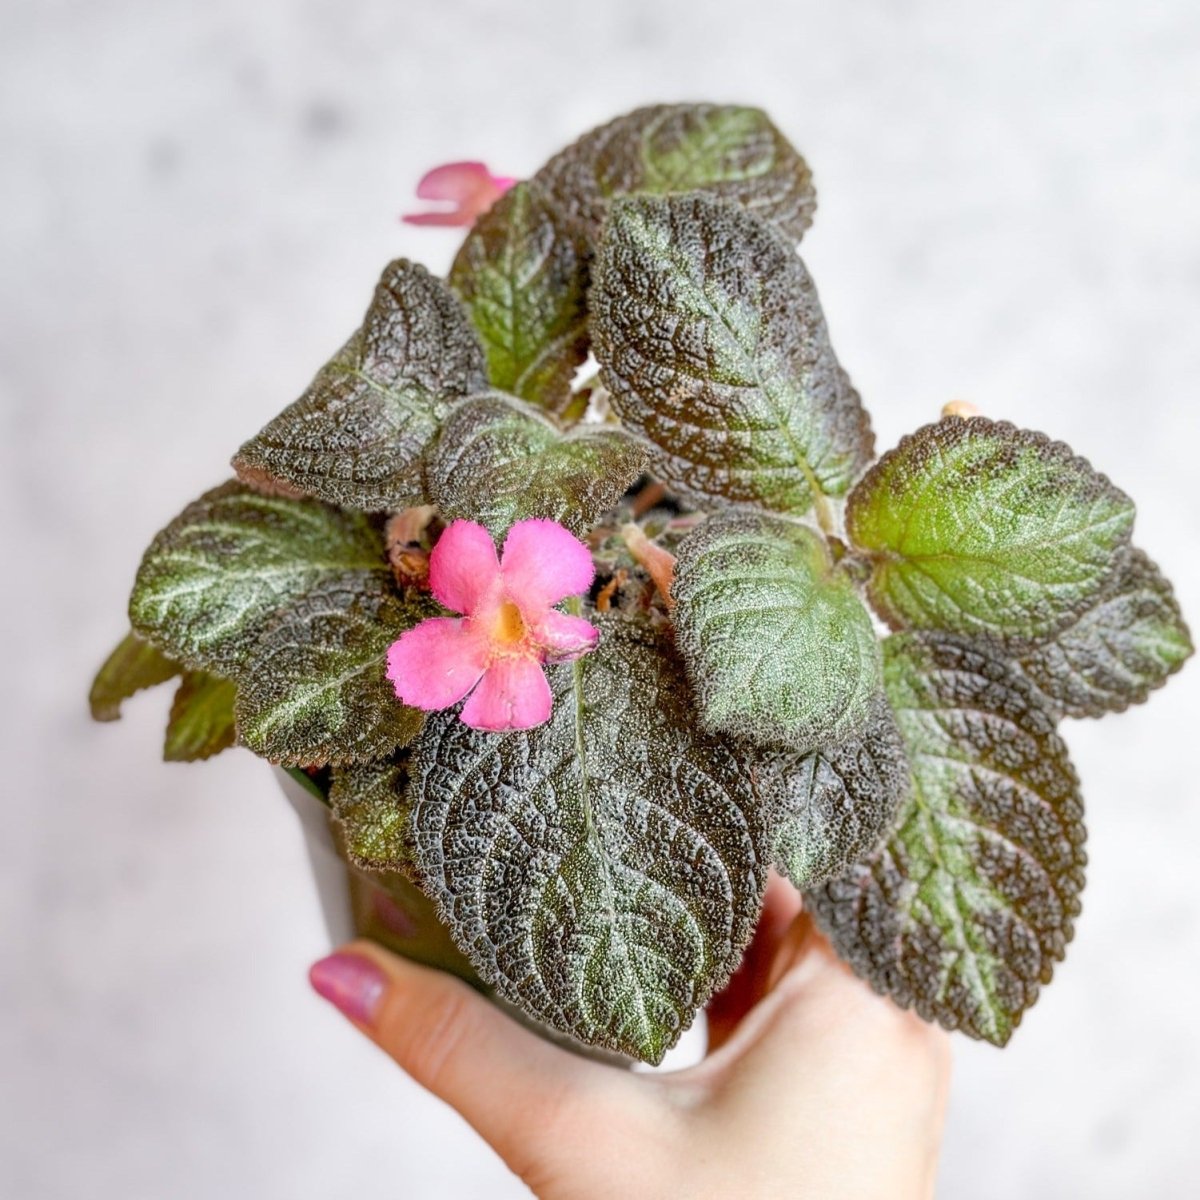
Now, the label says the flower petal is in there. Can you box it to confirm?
[413,161,502,201]
[386,618,488,710]
[459,657,553,732]
[532,611,600,663]
[401,162,516,227]
[401,210,485,228]
[500,519,595,610]
[429,520,501,615]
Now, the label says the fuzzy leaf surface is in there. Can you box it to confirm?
[233,260,487,510]
[427,392,647,535]
[807,632,1086,1045]
[410,618,769,1063]
[164,671,238,761]
[1008,547,1192,718]
[592,193,872,514]
[236,581,432,766]
[766,696,909,889]
[847,417,1135,640]
[535,103,816,241]
[330,760,414,874]
[672,511,881,750]
[89,632,180,721]
[449,183,590,414]
[129,483,391,674]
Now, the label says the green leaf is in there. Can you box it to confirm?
[409,618,769,1063]
[235,581,432,766]
[846,417,1135,640]
[672,511,881,751]
[807,632,1086,1045]
[130,482,391,674]
[1007,547,1192,719]
[766,696,910,889]
[164,671,238,761]
[535,103,816,241]
[283,766,331,804]
[232,260,487,511]
[427,392,647,536]
[449,183,591,415]
[89,631,180,721]
[330,759,414,874]
[591,193,872,515]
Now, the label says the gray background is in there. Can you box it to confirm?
[4,0,1199,1196]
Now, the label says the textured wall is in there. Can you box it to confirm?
[4,1,1198,1195]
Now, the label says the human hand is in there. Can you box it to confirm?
[308,875,951,1199]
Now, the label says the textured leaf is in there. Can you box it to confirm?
[330,759,414,874]
[427,392,647,536]
[164,671,238,761]
[89,631,180,721]
[672,511,881,750]
[591,193,872,514]
[449,183,591,414]
[235,581,432,766]
[807,632,1086,1045]
[535,103,816,241]
[766,696,910,889]
[233,260,487,510]
[130,482,391,674]
[410,618,769,1063]
[846,417,1135,640]
[1008,547,1192,719]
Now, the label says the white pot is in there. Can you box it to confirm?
[275,767,357,945]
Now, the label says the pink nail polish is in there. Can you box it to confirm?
[309,953,387,1024]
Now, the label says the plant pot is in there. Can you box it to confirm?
[275,767,479,983]
[276,767,633,1064]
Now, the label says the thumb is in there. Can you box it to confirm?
[308,941,633,1180]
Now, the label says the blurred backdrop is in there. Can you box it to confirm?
[4,0,1199,1196]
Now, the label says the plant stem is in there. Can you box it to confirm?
[559,388,591,424]
[620,523,676,608]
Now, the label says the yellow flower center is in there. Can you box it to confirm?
[490,600,527,647]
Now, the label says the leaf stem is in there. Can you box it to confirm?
[629,480,668,517]
[620,523,676,608]
[812,489,836,537]
[559,388,591,425]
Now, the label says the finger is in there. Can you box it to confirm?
[696,909,832,1068]
[309,941,634,1177]
[766,907,831,991]
[705,872,802,1051]
[696,905,947,1078]
[683,911,952,1197]
[747,909,951,1109]
[941,398,981,419]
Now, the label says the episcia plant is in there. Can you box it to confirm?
[90,103,1193,1064]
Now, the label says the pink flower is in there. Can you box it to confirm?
[387,519,599,732]
[401,162,517,227]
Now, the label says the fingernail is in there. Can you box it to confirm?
[309,952,388,1024]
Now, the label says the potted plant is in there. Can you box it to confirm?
[90,103,1192,1063]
